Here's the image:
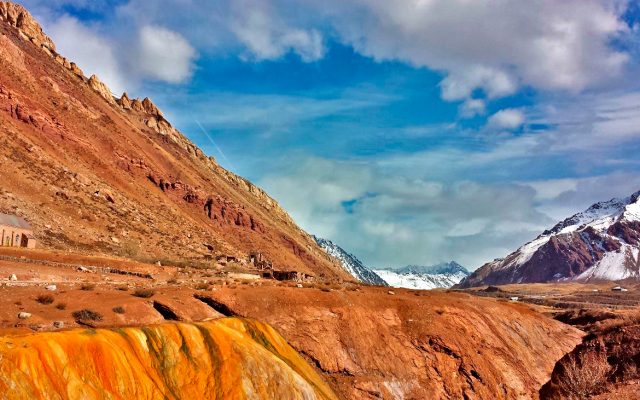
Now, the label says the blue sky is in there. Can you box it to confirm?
[23,0,640,269]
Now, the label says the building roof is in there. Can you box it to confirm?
[0,213,32,230]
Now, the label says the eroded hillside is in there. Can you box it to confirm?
[0,2,347,281]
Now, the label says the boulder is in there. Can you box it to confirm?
[9,274,17,281]
[18,312,31,319]
[45,284,57,291]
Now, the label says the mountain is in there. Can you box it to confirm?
[458,190,640,288]
[0,2,348,281]
[313,236,387,285]
[374,261,470,290]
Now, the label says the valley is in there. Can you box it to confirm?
[1,2,640,399]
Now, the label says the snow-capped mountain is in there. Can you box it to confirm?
[313,236,388,286]
[374,262,469,290]
[458,190,640,288]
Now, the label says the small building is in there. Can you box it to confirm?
[0,213,36,248]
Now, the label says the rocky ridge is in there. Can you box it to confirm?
[0,2,348,280]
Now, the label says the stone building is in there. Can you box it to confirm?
[0,213,36,248]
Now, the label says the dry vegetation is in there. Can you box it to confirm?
[35,294,54,305]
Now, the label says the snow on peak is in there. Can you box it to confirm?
[313,236,387,286]
[374,262,469,290]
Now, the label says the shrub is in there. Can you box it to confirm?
[36,294,55,305]
[556,351,610,398]
[194,283,210,291]
[116,285,129,291]
[80,283,96,291]
[132,288,155,298]
[72,309,103,321]
[112,306,125,314]
[56,302,67,310]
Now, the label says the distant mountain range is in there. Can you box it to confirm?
[314,236,468,289]
[458,190,640,288]
[374,262,470,290]
[313,236,388,285]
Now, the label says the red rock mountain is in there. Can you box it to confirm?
[459,190,640,288]
[0,1,348,281]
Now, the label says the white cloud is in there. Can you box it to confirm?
[488,108,525,130]
[229,1,325,62]
[136,25,196,83]
[460,98,486,118]
[45,15,128,94]
[317,0,631,101]
[260,157,553,269]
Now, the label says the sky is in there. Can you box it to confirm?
[20,0,640,270]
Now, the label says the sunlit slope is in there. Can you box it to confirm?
[0,318,337,400]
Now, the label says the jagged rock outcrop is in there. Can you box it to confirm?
[88,74,115,104]
[0,318,338,399]
[117,92,132,110]
[0,2,55,52]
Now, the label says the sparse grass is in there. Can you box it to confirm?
[56,302,67,310]
[80,283,96,291]
[112,306,125,314]
[121,239,140,258]
[132,288,155,298]
[36,294,55,305]
[194,283,210,291]
[72,309,103,321]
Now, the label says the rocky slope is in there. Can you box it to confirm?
[313,236,387,285]
[540,323,640,399]
[0,2,348,281]
[458,190,640,288]
[374,262,469,290]
[0,318,338,399]
[209,285,582,399]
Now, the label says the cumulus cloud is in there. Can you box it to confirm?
[229,1,325,62]
[488,109,525,130]
[135,25,196,83]
[315,0,631,101]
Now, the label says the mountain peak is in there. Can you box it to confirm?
[459,189,640,288]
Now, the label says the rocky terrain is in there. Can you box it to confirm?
[0,247,582,399]
[0,318,338,399]
[459,190,640,288]
[375,262,470,290]
[0,1,349,282]
[314,236,387,285]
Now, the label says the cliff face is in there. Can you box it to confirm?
[0,2,347,280]
[0,318,337,400]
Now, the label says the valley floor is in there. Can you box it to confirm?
[0,247,584,399]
